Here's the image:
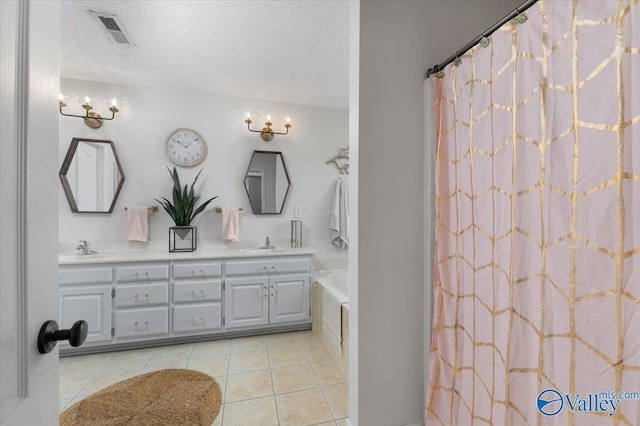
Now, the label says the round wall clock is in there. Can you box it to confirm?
[165,128,208,167]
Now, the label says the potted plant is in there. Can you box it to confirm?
[155,166,217,252]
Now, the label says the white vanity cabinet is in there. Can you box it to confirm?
[269,274,311,324]
[114,263,170,341]
[172,261,223,334]
[58,251,313,354]
[58,266,113,346]
[224,277,270,328]
[225,258,312,329]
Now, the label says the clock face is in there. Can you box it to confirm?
[165,128,207,167]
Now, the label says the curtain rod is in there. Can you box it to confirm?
[425,0,539,79]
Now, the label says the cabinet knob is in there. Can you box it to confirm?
[191,270,195,275]
[134,272,139,279]
[263,266,268,271]
[200,269,204,274]
[134,294,150,302]
[264,294,268,298]
[271,266,277,271]
[271,293,274,296]
[37,320,88,354]
[145,272,149,278]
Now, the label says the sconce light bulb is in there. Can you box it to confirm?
[58,93,65,101]
[246,112,251,119]
[267,115,271,121]
[111,98,118,107]
[84,96,91,104]
[286,117,291,123]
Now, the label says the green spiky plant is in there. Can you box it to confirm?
[155,166,218,227]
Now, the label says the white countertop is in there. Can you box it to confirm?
[59,246,317,265]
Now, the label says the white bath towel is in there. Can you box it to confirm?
[126,207,149,242]
[321,284,349,353]
[222,208,240,242]
[328,179,349,251]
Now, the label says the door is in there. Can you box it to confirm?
[0,1,61,424]
[245,170,265,213]
[269,275,310,324]
[75,142,99,211]
[224,277,269,328]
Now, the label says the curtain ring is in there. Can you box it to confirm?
[479,36,490,48]
[433,65,445,79]
[453,55,462,67]
[512,10,528,24]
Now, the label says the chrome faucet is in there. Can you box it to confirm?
[76,240,98,255]
[260,237,274,249]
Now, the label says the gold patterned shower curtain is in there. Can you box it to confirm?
[426,0,639,424]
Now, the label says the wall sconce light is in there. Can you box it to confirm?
[244,113,291,142]
[59,94,119,129]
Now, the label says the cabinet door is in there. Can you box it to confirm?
[224,277,269,329]
[60,285,112,344]
[269,275,310,324]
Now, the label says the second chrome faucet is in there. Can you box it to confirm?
[76,240,98,255]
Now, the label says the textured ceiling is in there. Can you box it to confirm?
[61,0,350,109]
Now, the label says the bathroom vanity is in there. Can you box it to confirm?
[58,248,314,355]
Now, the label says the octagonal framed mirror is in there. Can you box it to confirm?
[59,137,125,213]
[244,150,291,215]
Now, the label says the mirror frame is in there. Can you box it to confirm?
[243,150,291,215]
[59,137,125,213]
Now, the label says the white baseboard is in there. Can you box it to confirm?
[344,419,422,426]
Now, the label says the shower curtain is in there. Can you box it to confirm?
[426,1,639,425]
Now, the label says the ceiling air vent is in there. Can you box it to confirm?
[89,10,134,46]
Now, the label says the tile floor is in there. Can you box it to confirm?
[59,330,348,426]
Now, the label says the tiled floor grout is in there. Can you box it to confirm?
[62,352,115,405]
[60,331,347,425]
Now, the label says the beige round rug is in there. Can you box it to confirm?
[60,369,222,426]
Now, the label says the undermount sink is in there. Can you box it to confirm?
[60,253,105,260]
[239,247,290,254]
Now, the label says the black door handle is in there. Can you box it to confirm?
[37,320,88,354]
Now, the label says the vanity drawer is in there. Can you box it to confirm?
[173,262,221,279]
[115,283,169,308]
[115,307,168,338]
[225,258,311,276]
[116,264,168,282]
[173,280,222,303]
[173,303,222,333]
[59,267,112,285]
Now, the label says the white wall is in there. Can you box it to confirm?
[353,1,524,425]
[59,79,348,262]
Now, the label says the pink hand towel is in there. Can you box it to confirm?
[127,207,149,242]
[222,208,239,242]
